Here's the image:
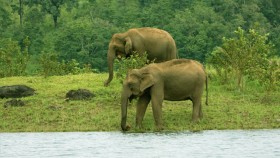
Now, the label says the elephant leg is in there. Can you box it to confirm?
[136,94,150,129]
[151,89,164,130]
[192,97,202,122]
[199,103,203,119]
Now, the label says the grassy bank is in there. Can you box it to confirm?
[0,73,279,132]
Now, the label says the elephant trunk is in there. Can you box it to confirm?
[121,98,128,131]
[205,75,209,106]
[104,50,115,86]
[121,86,131,131]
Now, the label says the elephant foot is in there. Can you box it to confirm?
[154,125,164,131]
[135,125,146,132]
[121,125,131,131]
[104,81,110,87]
[192,117,201,123]
[192,113,201,122]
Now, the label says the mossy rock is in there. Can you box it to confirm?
[66,89,95,100]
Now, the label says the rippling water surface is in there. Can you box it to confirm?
[1,129,279,158]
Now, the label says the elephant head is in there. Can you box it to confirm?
[104,33,132,87]
[121,69,154,131]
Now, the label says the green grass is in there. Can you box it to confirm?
[0,73,279,132]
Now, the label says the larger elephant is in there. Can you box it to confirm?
[104,27,177,86]
[120,59,208,131]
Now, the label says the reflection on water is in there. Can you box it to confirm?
[0,130,280,158]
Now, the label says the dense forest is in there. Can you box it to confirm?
[0,0,279,75]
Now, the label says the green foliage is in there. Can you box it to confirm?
[39,52,63,77]
[40,0,78,27]
[1,0,280,75]
[208,27,275,91]
[115,52,151,83]
[52,17,117,72]
[0,37,30,78]
[249,58,280,92]
[39,52,91,77]
[0,1,12,36]
[166,2,227,62]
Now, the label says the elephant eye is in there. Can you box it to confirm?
[128,83,135,90]
[128,83,133,88]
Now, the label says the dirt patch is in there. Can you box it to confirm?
[4,99,25,108]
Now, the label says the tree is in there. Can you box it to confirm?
[0,37,30,77]
[10,0,24,27]
[260,0,280,56]
[88,0,142,29]
[259,0,280,26]
[208,27,273,90]
[10,0,44,27]
[40,0,77,27]
[53,16,118,72]
[142,0,174,28]
[0,1,12,37]
[166,2,227,62]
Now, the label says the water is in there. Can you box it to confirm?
[0,130,279,158]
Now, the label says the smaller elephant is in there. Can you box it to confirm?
[121,59,208,131]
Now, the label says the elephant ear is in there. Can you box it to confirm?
[140,73,154,92]
[125,37,132,54]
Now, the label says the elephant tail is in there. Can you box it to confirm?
[205,75,209,106]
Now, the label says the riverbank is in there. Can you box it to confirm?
[0,73,279,132]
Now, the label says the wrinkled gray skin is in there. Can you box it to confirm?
[121,59,208,131]
[104,27,177,86]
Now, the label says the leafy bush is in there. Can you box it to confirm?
[208,27,276,91]
[249,58,280,92]
[115,52,152,83]
[39,52,92,77]
[0,37,30,78]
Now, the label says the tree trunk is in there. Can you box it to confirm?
[237,70,244,91]
[19,0,23,27]
[53,15,58,28]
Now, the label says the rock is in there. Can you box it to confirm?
[4,99,25,108]
[0,85,35,98]
[66,89,94,100]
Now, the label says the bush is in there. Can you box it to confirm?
[39,52,92,77]
[0,37,30,78]
[115,52,152,83]
[207,27,276,91]
[249,58,280,92]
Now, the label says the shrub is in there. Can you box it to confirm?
[208,27,275,91]
[249,58,280,92]
[0,37,30,78]
[115,52,152,83]
[39,52,92,77]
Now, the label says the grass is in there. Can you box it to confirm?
[0,73,279,132]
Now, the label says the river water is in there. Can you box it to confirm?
[0,129,279,158]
